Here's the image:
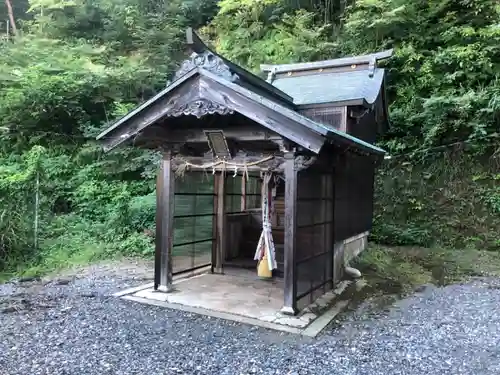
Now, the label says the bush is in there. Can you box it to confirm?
[372,151,500,250]
[370,221,432,247]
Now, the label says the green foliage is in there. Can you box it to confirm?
[341,0,500,153]
[207,0,500,154]
[0,37,159,152]
[0,146,46,268]
[205,0,337,71]
[0,0,180,277]
[372,151,500,250]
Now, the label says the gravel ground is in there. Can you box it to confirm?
[1,261,500,375]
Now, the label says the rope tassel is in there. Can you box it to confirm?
[254,172,277,273]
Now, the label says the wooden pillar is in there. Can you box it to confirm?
[331,160,340,284]
[211,174,218,272]
[323,172,334,289]
[212,172,225,274]
[154,152,174,292]
[281,152,298,315]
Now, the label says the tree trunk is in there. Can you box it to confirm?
[5,0,18,37]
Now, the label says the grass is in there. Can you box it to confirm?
[0,219,213,282]
[353,244,500,295]
[3,231,500,295]
[0,241,116,282]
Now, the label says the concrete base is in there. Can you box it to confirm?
[280,306,298,316]
[343,231,369,265]
[114,268,356,337]
[156,284,175,293]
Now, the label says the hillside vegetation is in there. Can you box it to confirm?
[0,0,499,279]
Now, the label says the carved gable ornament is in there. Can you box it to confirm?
[166,98,234,119]
[173,51,239,83]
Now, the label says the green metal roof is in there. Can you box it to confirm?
[270,68,385,106]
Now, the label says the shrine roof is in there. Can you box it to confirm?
[260,50,392,106]
[96,29,386,157]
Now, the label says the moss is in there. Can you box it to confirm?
[353,245,500,294]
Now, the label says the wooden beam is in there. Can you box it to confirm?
[172,155,286,173]
[198,74,326,154]
[154,152,174,292]
[158,128,284,144]
[213,172,225,274]
[281,152,298,315]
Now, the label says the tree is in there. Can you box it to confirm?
[339,0,500,153]
[4,0,18,36]
[205,0,338,71]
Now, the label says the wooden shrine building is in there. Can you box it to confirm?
[97,29,391,315]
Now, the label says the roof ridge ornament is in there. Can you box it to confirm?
[171,27,239,84]
[182,27,294,104]
[173,51,239,83]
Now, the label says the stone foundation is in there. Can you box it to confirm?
[115,270,358,336]
[334,231,370,267]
